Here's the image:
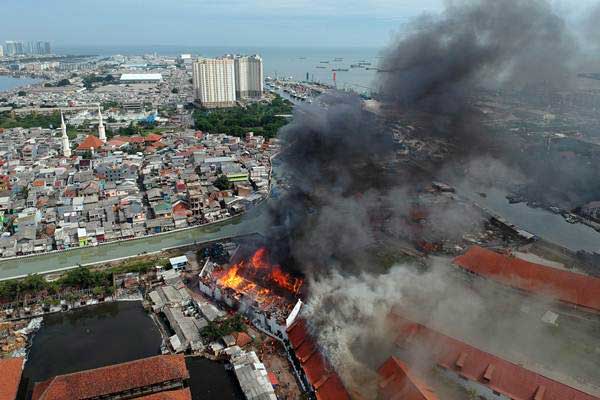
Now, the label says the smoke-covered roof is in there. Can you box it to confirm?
[287,319,350,400]
[453,246,600,312]
[377,356,439,400]
[392,314,599,400]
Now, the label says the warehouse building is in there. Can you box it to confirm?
[31,355,191,400]
[120,73,163,84]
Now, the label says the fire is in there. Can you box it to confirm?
[270,265,303,294]
[218,262,245,289]
[217,247,303,298]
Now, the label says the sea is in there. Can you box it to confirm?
[0,76,42,93]
[55,45,384,94]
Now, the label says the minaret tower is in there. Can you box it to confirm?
[61,111,71,158]
[98,106,107,143]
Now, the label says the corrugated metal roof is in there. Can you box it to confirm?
[120,73,163,81]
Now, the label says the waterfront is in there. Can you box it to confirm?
[21,301,162,397]
[56,45,382,92]
[20,301,244,399]
[458,184,600,253]
[2,170,600,279]
[0,193,271,280]
[186,356,244,400]
[0,76,42,93]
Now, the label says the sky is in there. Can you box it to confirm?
[0,0,596,49]
[0,0,445,48]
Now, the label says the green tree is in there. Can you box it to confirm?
[213,175,231,191]
[17,91,27,96]
[19,274,46,292]
[192,94,292,139]
[171,88,179,94]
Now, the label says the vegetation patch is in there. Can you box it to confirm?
[193,95,293,138]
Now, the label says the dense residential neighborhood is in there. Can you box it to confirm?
[0,125,277,256]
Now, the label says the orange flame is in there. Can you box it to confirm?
[217,247,303,297]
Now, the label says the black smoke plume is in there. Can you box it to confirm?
[266,0,594,395]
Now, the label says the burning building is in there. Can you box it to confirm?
[199,247,304,338]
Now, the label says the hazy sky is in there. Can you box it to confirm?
[0,0,596,48]
[0,0,445,48]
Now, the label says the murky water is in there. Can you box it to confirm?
[21,301,243,400]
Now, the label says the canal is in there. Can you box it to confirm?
[20,301,244,400]
[0,202,271,280]
[456,184,600,253]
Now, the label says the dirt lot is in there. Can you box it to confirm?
[257,336,303,400]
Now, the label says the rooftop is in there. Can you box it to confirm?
[377,356,439,400]
[453,246,600,312]
[31,354,189,400]
[287,319,350,400]
[0,357,24,400]
[76,135,104,151]
[120,73,163,81]
[137,388,192,400]
[391,314,600,400]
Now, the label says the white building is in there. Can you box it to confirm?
[61,112,71,158]
[192,58,236,108]
[97,106,106,143]
[234,55,264,99]
[119,73,163,84]
[0,45,3,58]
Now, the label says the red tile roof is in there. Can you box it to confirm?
[106,138,128,147]
[268,371,279,386]
[0,357,24,400]
[391,314,600,400]
[145,133,162,142]
[126,136,146,144]
[453,246,600,312]
[377,357,438,400]
[76,135,104,151]
[234,331,253,347]
[287,319,350,400]
[32,355,189,400]
[138,388,192,400]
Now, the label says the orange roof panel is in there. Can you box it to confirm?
[453,246,600,312]
[377,357,438,400]
[76,135,104,151]
[32,355,188,400]
[137,388,192,400]
[392,314,599,400]
[0,358,24,400]
[286,320,350,400]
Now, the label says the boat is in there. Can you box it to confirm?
[319,61,329,64]
[332,68,349,72]
[350,64,364,68]
[316,66,326,69]
[333,58,343,61]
